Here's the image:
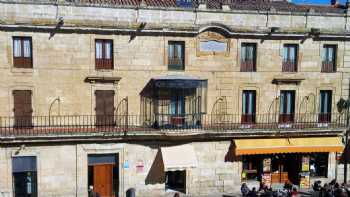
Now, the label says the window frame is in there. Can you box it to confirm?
[319,90,332,123]
[279,90,295,123]
[12,36,33,69]
[240,43,257,72]
[282,44,298,72]
[321,44,337,73]
[168,41,185,71]
[241,90,256,124]
[95,39,114,70]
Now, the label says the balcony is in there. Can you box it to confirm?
[282,60,297,72]
[0,113,346,138]
[321,61,336,73]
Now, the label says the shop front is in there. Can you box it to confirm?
[236,137,343,189]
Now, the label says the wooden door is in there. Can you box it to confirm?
[93,164,114,197]
[95,90,115,126]
[13,90,32,128]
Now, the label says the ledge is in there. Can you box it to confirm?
[272,77,305,85]
[0,127,344,144]
[84,76,121,84]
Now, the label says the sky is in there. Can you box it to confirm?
[293,0,346,5]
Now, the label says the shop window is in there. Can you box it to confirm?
[12,156,37,197]
[88,154,119,197]
[309,153,328,177]
[165,171,186,193]
[168,41,185,70]
[242,156,262,181]
[240,43,256,72]
[241,90,256,124]
[282,44,298,72]
[322,45,336,73]
[95,39,113,70]
[13,37,33,68]
[279,90,295,123]
[319,90,332,123]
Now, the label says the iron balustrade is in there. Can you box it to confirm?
[240,60,256,72]
[168,57,184,70]
[321,61,336,73]
[0,113,346,136]
[282,60,297,72]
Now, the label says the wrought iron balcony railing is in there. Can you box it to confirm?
[321,61,336,73]
[168,57,184,70]
[282,60,297,72]
[0,113,346,137]
[240,60,256,72]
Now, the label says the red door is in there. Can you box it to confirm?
[93,164,114,197]
[13,90,33,128]
[95,90,115,126]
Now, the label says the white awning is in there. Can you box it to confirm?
[161,144,198,171]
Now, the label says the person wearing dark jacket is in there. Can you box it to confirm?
[248,187,258,197]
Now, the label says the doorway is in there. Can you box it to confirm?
[271,154,301,185]
[88,154,119,197]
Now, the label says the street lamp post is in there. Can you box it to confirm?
[338,98,350,184]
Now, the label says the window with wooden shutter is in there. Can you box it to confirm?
[13,90,33,128]
[279,90,295,123]
[13,37,33,68]
[240,43,256,72]
[95,39,113,70]
[95,90,115,126]
[168,41,185,70]
[319,90,332,122]
[282,44,298,72]
[321,45,337,73]
[241,90,256,124]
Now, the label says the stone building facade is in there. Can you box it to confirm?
[0,0,349,197]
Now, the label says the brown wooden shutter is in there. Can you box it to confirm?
[13,90,33,128]
[95,90,115,126]
[13,37,32,69]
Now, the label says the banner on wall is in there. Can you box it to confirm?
[302,156,310,172]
